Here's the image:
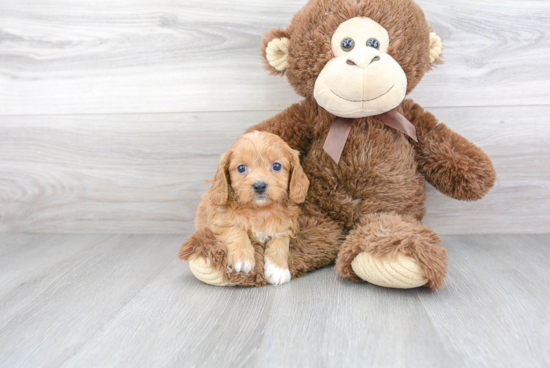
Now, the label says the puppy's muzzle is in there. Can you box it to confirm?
[253,181,267,194]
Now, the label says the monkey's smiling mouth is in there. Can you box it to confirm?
[330,85,394,103]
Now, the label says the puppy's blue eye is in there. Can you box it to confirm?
[272,162,282,172]
[367,38,379,49]
[237,165,246,173]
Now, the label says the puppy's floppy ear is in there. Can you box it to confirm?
[261,28,291,76]
[210,151,232,206]
[287,148,309,204]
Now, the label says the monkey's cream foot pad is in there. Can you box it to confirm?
[188,257,229,286]
[351,252,428,288]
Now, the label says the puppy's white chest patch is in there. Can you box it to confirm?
[254,230,291,244]
[254,232,271,244]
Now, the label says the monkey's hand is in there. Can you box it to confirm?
[402,99,496,201]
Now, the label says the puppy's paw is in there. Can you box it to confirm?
[228,250,256,274]
[264,259,291,285]
[232,259,255,274]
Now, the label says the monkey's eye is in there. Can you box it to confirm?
[366,38,379,49]
[272,162,282,172]
[341,38,355,52]
[237,165,247,174]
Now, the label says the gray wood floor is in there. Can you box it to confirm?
[0,234,548,368]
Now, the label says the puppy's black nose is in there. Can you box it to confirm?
[253,181,267,194]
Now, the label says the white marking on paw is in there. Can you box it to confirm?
[264,259,291,285]
[233,260,255,274]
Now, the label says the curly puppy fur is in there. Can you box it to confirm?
[182,0,496,289]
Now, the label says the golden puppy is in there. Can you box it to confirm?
[195,131,309,285]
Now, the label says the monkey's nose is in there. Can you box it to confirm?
[253,181,267,194]
[346,55,381,68]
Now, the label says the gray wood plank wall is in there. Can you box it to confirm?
[0,0,549,234]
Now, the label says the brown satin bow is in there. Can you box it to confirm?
[323,109,418,164]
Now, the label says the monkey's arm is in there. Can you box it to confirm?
[401,99,496,201]
[245,100,313,156]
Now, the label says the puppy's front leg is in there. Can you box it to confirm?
[218,227,256,273]
[264,236,291,285]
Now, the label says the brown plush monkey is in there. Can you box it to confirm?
[179,0,496,289]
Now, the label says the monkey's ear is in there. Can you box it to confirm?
[209,151,232,206]
[429,32,443,64]
[261,28,291,75]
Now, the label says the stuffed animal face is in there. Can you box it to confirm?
[314,17,408,117]
[261,0,443,118]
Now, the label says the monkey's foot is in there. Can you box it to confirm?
[351,252,427,289]
[188,257,230,287]
[335,213,447,289]
[180,227,268,287]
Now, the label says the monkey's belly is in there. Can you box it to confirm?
[303,128,426,228]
